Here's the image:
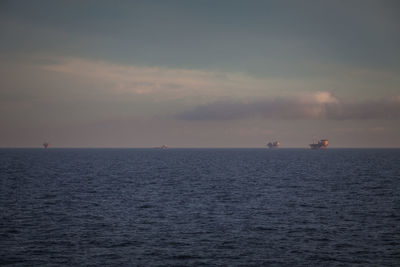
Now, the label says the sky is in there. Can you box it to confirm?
[0,0,399,148]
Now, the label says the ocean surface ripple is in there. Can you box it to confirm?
[1,148,399,266]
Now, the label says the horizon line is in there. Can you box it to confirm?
[1,147,400,149]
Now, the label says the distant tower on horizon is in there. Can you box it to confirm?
[43,142,49,149]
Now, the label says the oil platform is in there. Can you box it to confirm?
[267,141,280,149]
[309,139,328,149]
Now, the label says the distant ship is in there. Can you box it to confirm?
[43,142,49,149]
[267,141,280,149]
[309,139,328,149]
[154,145,168,149]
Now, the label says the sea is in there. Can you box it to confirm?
[0,148,399,266]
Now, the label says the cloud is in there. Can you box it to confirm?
[177,92,400,121]
[18,56,399,106]
[38,57,282,102]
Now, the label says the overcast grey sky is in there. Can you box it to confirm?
[1,0,399,147]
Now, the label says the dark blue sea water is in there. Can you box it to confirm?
[0,148,399,266]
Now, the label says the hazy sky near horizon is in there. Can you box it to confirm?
[1,0,400,147]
